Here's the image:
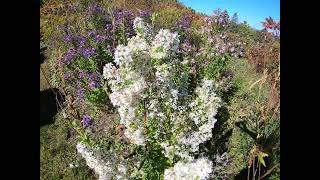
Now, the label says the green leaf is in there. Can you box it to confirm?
[257,151,268,167]
[71,120,78,128]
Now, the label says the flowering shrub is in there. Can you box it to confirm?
[41,1,280,179]
[262,17,280,39]
[79,17,222,179]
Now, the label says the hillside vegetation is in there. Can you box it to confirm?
[40,0,280,179]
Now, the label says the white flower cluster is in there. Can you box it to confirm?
[164,157,213,180]
[114,45,132,66]
[100,18,222,179]
[103,18,182,146]
[159,79,221,163]
[151,29,179,59]
[76,143,128,180]
[177,79,221,152]
[103,18,155,145]
[106,66,147,145]
[127,35,149,56]
[153,63,180,111]
[133,17,153,40]
[103,63,118,82]
[155,63,171,83]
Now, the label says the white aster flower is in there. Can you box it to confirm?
[114,45,132,66]
[164,158,213,180]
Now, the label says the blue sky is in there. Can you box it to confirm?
[179,0,280,30]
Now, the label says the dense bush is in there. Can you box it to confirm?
[40,0,280,179]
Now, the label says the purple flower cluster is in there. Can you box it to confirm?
[212,8,230,27]
[82,115,93,128]
[59,48,77,66]
[113,9,136,37]
[85,1,105,18]
[81,47,96,59]
[179,40,193,54]
[77,35,88,46]
[66,1,80,13]
[105,23,112,31]
[64,34,73,43]
[177,14,191,32]
[76,81,85,103]
[87,30,107,43]
[64,72,72,80]
[139,10,152,18]
[208,34,245,58]
[88,72,101,89]
[79,70,88,79]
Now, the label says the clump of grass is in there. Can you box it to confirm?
[40,112,96,180]
[221,59,279,179]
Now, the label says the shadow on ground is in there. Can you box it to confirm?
[40,47,46,64]
[40,88,64,127]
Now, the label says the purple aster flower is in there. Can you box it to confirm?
[88,81,100,89]
[114,20,122,30]
[77,35,88,46]
[139,10,151,18]
[82,48,96,58]
[64,35,73,43]
[87,30,97,37]
[88,72,99,81]
[177,14,191,31]
[88,72,101,89]
[82,115,93,128]
[95,34,106,42]
[59,48,77,66]
[85,2,104,17]
[76,81,85,103]
[64,72,72,80]
[105,23,112,30]
[79,70,88,79]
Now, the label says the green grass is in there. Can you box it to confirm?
[40,64,96,180]
[40,63,51,91]
[218,59,279,179]
[40,112,96,180]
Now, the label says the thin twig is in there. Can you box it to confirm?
[40,65,64,111]
[258,160,261,180]
[253,158,258,179]
[259,164,279,179]
[252,156,255,180]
